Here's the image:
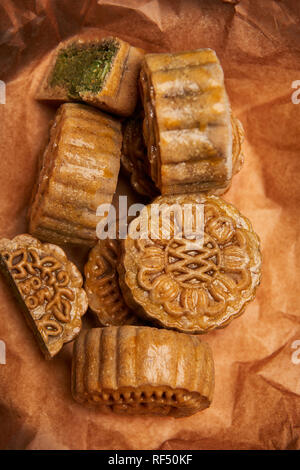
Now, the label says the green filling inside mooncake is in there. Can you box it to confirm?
[49,41,118,99]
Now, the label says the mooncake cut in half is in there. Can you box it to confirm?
[36,35,144,116]
[139,48,244,195]
[72,326,214,417]
[0,234,88,359]
[118,194,261,333]
[28,103,122,247]
[121,111,244,197]
[84,239,142,326]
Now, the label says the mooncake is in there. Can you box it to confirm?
[0,234,88,359]
[84,239,141,326]
[36,35,144,116]
[118,194,261,333]
[72,326,214,417]
[121,113,159,198]
[231,114,244,175]
[121,111,244,197]
[139,48,244,195]
[28,103,122,247]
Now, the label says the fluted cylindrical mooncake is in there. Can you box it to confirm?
[121,111,244,198]
[118,194,261,333]
[72,326,214,417]
[28,103,122,247]
[139,49,244,195]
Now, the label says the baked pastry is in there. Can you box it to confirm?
[84,239,142,326]
[231,114,244,175]
[139,48,244,195]
[121,113,159,198]
[0,234,88,359]
[28,103,122,247]
[36,34,144,116]
[121,111,244,197]
[118,194,261,333]
[72,326,214,417]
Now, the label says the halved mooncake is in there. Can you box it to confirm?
[0,234,88,359]
[72,326,214,417]
[28,103,122,247]
[36,35,144,116]
[118,194,261,333]
[139,49,244,195]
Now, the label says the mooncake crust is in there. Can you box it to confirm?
[72,326,214,417]
[36,34,144,116]
[121,113,159,198]
[121,112,244,197]
[0,234,88,359]
[28,103,122,247]
[84,239,142,326]
[231,114,244,176]
[118,194,261,333]
[140,49,235,195]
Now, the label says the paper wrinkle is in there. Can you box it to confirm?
[0,0,300,450]
[228,362,300,450]
[99,1,165,30]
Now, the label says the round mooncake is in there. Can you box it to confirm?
[72,326,214,417]
[118,194,261,333]
[84,239,141,326]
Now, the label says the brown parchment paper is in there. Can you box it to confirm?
[0,0,300,450]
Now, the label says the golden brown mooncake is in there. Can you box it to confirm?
[36,35,144,117]
[118,194,261,334]
[0,234,88,359]
[84,239,142,326]
[121,112,244,197]
[231,114,244,175]
[139,48,244,195]
[28,103,122,247]
[72,326,214,417]
[121,113,159,198]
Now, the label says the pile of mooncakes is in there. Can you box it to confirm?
[0,34,261,418]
